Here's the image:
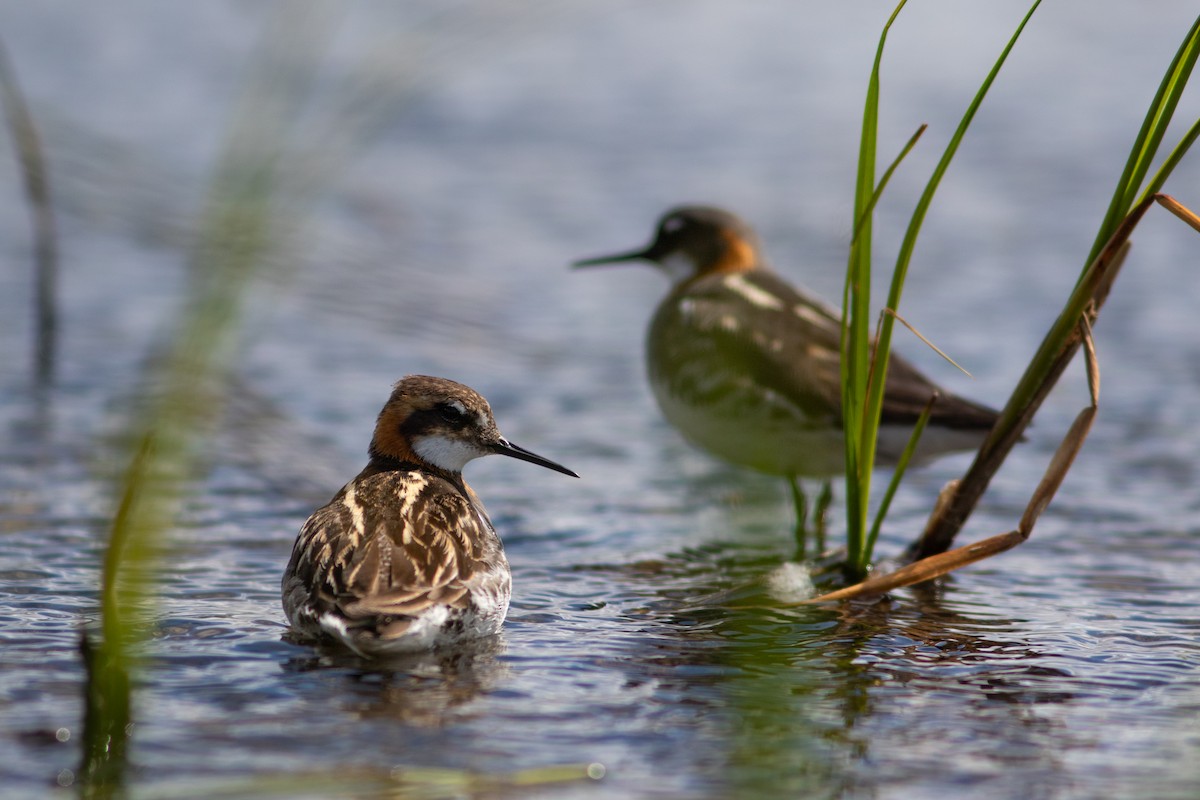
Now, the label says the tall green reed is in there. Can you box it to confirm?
[77,8,344,794]
[841,0,1043,580]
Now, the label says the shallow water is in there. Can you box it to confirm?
[3,2,1200,798]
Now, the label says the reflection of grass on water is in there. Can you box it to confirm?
[830,0,1200,589]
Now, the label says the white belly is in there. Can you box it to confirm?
[650,379,987,478]
[650,377,846,477]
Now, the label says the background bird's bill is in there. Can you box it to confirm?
[573,248,652,267]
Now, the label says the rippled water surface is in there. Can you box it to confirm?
[3,2,1200,798]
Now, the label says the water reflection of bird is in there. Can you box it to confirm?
[282,635,509,726]
[282,375,577,657]
[575,205,1000,550]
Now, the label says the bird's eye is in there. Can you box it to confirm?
[436,402,466,425]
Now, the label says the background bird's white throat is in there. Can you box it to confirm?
[658,252,699,283]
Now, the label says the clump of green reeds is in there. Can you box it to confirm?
[830,2,1200,592]
[838,0,1043,580]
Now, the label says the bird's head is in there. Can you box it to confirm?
[369,375,578,478]
[574,205,763,286]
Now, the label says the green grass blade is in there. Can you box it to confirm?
[846,0,1041,574]
[862,0,1042,467]
[1088,14,1200,268]
[914,16,1200,558]
[841,124,924,557]
[0,39,59,384]
[77,9,342,794]
[1142,115,1200,201]
[862,394,936,572]
[852,124,928,246]
[1119,18,1200,205]
[843,0,909,570]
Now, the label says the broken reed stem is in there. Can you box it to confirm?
[883,307,972,376]
[805,195,1200,604]
[803,322,1101,604]
[1016,321,1099,536]
[908,195,1153,561]
[1017,403,1096,537]
[799,530,1027,604]
[1157,193,1200,232]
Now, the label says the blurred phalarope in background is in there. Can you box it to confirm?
[575,205,999,550]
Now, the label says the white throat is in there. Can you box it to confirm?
[412,435,485,472]
[657,252,699,285]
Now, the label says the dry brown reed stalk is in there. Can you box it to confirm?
[1157,193,1200,232]
[907,197,1150,560]
[802,323,1100,604]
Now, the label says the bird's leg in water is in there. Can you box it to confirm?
[813,480,833,555]
[789,475,809,560]
[790,477,834,560]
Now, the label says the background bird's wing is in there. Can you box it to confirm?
[659,269,998,430]
[652,270,845,422]
[878,351,1000,429]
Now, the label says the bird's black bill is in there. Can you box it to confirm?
[494,439,579,478]
[572,247,651,268]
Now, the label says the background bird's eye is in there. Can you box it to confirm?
[661,216,684,234]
